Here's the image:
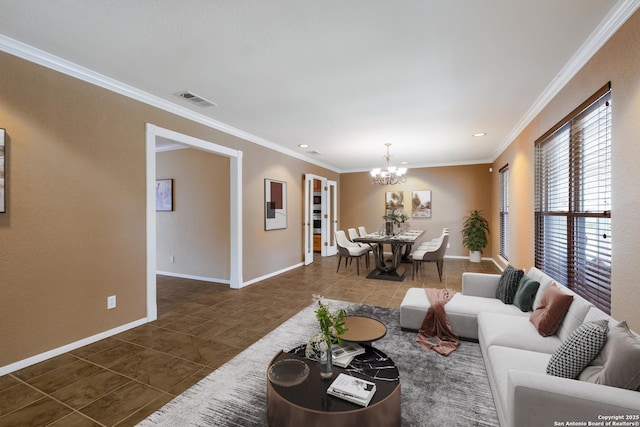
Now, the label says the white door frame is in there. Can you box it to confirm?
[324,179,338,256]
[145,124,243,321]
[304,174,338,263]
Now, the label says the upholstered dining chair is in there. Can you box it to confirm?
[411,234,449,281]
[418,228,449,250]
[348,227,372,264]
[357,226,368,237]
[335,230,370,275]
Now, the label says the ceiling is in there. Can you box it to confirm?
[0,0,636,172]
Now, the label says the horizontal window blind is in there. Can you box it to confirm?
[535,83,611,313]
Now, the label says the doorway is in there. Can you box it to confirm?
[304,174,337,265]
[145,124,243,321]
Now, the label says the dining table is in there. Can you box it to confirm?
[353,230,424,281]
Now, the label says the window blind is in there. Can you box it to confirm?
[499,165,509,260]
[534,83,611,313]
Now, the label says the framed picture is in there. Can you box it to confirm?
[385,191,404,212]
[265,178,287,230]
[412,190,432,218]
[0,129,5,213]
[155,179,173,211]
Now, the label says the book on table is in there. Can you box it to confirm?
[331,342,364,368]
[327,373,376,407]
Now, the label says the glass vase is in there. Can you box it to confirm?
[319,342,333,380]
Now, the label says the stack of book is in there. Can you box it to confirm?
[331,342,365,367]
[327,373,377,407]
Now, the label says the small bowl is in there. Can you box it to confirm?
[268,359,309,387]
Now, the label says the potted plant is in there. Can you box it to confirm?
[462,209,490,262]
[306,296,347,379]
[382,208,409,235]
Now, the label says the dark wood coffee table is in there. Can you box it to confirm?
[266,347,400,427]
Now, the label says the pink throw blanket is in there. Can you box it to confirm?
[416,288,460,356]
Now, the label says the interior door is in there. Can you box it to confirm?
[323,179,338,256]
[303,174,314,265]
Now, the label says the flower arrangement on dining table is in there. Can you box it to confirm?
[383,208,409,226]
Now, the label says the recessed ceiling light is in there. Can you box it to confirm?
[298,144,309,148]
[473,132,487,137]
[401,161,408,165]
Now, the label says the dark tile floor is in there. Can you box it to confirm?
[0,255,499,426]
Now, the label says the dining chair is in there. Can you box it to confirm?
[335,230,370,275]
[411,234,449,281]
[357,226,368,237]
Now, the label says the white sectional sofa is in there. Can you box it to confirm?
[400,267,640,427]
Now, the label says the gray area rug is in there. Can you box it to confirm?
[138,301,498,426]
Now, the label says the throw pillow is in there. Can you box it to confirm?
[529,283,574,337]
[579,321,640,390]
[495,265,524,304]
[546,320,609,379]
[513,275,540,312]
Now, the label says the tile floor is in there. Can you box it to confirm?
[0,255,499,427]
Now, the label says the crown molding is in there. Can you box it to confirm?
[491,0,640,162]
[0,34,341,173]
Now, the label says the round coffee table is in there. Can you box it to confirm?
[266,347,400,427]
[337,316,387,344]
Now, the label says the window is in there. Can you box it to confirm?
[499,165,509,260]
[534,83,612,313]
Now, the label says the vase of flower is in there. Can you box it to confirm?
[306,296,347,380]
[385,221,393,236]
[318,341,333,380]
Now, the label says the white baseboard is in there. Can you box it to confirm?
[156,271,230,285]
[0,317,148,376]
[241,262,304,287]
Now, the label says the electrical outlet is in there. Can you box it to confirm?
[447,243,450,248]
[169,255,175,264]
[107,295,116,310]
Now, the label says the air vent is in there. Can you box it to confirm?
[175,91,217,107]
[307,150,322,156]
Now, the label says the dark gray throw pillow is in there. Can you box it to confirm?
[495,265,524,304]
[513,275,540,312]
[546,319,609,379]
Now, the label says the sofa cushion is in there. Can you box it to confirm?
[478,312,562,354]
[513,275,540,312]
[400,288,527,339]
[579,321,640,391]
[527,267,556,310]
[530,283,574,337]
[555,289,593,342]
[485,345,552,419]
[495,265,524,304]
[546,320,609,379]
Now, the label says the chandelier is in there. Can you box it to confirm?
[370,143,408,185]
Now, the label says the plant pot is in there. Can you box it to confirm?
[469,251,482,263]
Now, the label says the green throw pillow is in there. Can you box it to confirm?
[513,275,540,312]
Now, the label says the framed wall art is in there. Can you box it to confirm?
[385,191,404,213]
[155,178,173,212]
[265,178,287,230]
[0,129,5,213]
[412,190,432,218]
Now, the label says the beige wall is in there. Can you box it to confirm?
[156,149,230,279]
[491,9,640,329]
[0,51,337,368]
[340,164,493,257]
